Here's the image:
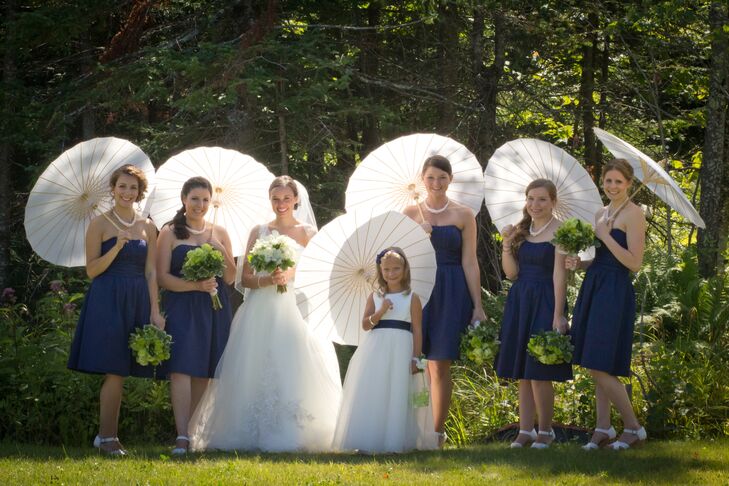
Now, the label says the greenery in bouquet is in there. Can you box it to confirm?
[411,370,430,408]
[527,330,574,365]
[129,324,172,367]
[460,320,500,367]
[551,218,599,256]
[181,243,226,309]
[247,233,298,293]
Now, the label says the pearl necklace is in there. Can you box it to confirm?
[112,209,137,228]
[423,198,449,214]
[186,222,208,235]
[529,215,554,237]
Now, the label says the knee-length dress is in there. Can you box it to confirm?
[161,244,232,378]
[494,241,572,382]
[571,229,635,377]
[422,225,473,360]
[68,237,153,377]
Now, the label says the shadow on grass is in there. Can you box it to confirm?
[2,440,728,483]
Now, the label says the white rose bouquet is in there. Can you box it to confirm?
[247,233,298,293]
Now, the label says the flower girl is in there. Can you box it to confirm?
[332,247,438,453]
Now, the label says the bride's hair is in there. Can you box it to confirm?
[269,175,299,209]
[374,247,411,296]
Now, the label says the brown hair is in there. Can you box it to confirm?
[269,175,299,209]
[421,155,452,177]
[601,158,634,181]
[109,164,148,202]
[511,178,558,251]
[168,176,213,240]
[374,247,411,296]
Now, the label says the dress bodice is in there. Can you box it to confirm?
[373,292,413,323]
[429,225,462,266]
[591,229,630,273]
[516,241,555,281]
[170,244,198,278]
[99,237,147,277]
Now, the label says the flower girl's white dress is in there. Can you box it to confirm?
[189,225,342,452]
[332,291,438,452]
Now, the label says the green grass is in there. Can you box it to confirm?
[1,440,728,485]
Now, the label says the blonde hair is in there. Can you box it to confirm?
[374,247,411,296]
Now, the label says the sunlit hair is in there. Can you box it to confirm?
[269,175,299,209]
[374,247,411,296]
[421,155,452,177]
[601,158,634,182]
[511,178,558,251]
[109,164,147,202]
[167,176,213,240]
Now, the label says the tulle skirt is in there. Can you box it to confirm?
[189,284,342,452]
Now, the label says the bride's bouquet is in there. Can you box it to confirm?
[181,243,226,310]
[247,233,298,293]
[129,324,172,367]
[527,330,574,365]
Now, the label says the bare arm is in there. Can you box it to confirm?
[595,206,646,272]
[410,293,423,357]
[500,224,518,281]
[210,225,237,284]
[143,221,165,329]
[552,250,568,333]
[461,212,486,323]
[85,217,129,279]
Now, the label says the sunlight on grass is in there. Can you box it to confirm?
[1,440,728,485]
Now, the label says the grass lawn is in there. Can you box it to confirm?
[1,439,728,485]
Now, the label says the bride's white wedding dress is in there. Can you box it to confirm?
[189,225,342,452]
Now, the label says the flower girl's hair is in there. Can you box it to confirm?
[374,247,411,296]
[512,178,557,251]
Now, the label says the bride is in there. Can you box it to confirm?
[189,176,342,452]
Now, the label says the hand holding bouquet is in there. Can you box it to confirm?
[527,330,574,365]
[181,243,226,310]
[460,320,500,367]
[551,218,598,256]
[129,324,172,367]
[247,233,298,293]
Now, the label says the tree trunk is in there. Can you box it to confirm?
[698,2,729,278]
[0,0,16,288]
[472,7,506,292]
[579,12,599,173]
[436,2,459,133]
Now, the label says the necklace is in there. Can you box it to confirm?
[112,209,136,228]
[529,215,554,237]
[423,198,449,214]
[186,222,207,235]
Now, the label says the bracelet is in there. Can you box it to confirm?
[368,315,376,328]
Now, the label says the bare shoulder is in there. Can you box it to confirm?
[403,205,419,219]
[299,222,317,240]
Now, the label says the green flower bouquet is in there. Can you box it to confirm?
[551,218,598,256]
[181,243,226,310]
[247,233,298,293]
[129,325,172,367]
[527,330,574,365]
[460,320,500,367]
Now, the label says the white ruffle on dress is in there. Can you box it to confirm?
[332,291,438,453]
[189,225,342,452]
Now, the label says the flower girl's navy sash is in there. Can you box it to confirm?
[375,319,411,332]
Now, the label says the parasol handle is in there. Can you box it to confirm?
[101,211,124,232]
[412,194,427,224]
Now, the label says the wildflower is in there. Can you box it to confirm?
[1,287,16,304]
[63,302,77,316]
[49,280,64,293]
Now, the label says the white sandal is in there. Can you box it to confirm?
[509,428,537,448]
[610,426,647,450]
[94,435,127,456]
[582,426,617,450]
[171,435,190,456]
[531,429,555,449]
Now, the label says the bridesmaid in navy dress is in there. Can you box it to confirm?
[403,155,486,447]
[68,164,165,455]
[566,159,647,450]
[495,179,570,449]
[156,177,236,455]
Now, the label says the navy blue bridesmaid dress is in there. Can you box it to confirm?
[68,237,154,377]
[161,244,232,378]
[495,242,572,382]
[422,225,473,360]
[571,229,636,377]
